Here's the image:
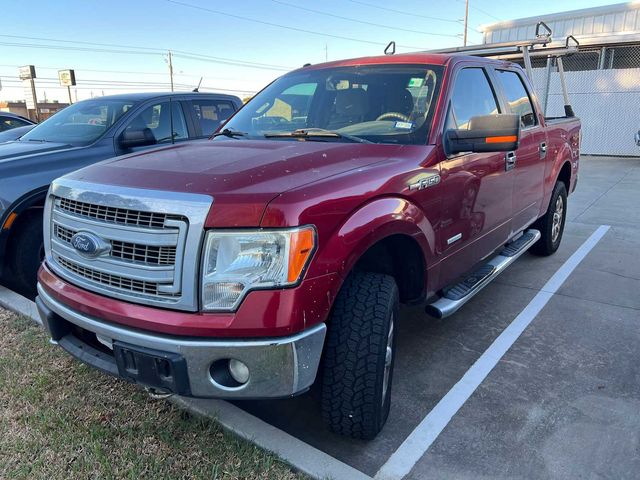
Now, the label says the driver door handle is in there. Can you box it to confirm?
[505,151,517,171]
[540,142,547,159]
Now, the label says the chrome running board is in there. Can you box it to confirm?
[426,229,541,319]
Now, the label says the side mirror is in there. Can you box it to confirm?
[119,128,156,149]
[446,114,520,154]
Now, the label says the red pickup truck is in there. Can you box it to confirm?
[36,52,580,439]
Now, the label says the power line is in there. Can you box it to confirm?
[346,0,463,23]
[268,0,460,37]
[455,0,501,21]
[0,77,256,94]
[0,40,160,56]
[0,64,258,83]
[0,34,292,71]
[165,0,429,49]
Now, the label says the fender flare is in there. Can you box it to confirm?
[542,148,573,213]
[310,196,436,298]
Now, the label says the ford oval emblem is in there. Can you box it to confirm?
[70,231,110,258]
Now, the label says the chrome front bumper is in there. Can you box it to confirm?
[36,284,326,399]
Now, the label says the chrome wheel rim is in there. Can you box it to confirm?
[551,196,564,243]
[382,314,394,407]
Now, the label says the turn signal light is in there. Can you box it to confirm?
[287,227,315,282]
[485,135,517,144]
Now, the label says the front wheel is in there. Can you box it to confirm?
[6,210,44,299]
[531,181,567,256]
[320,271,399,440]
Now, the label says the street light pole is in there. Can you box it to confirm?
[463,0,469,46]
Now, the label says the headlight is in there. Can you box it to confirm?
[200,226,315,311]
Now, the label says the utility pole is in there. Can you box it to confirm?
[325,44,328,62]
[463,0,469,46]
[168,50,174,92]
[29,78,39,122]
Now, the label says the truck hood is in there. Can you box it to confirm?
[66,140,404,226]
[0,140,73,162]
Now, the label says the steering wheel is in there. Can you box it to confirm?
[376,112,410,122]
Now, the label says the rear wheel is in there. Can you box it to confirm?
[531,181,567,256]
[320,271,399,439]
[7,210,44,299]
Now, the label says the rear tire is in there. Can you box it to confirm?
[7,210,44,299]
[531,181,567,256]
[320,271,399,440]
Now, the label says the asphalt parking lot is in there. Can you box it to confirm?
[1,155,637,479]
[231,155,640,479]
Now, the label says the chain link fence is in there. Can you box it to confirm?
[516,44,640,156]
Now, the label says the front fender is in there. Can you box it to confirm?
[310,197,436,287]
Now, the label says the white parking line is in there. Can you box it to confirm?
[375,225,610,480]
[0,285,371,480]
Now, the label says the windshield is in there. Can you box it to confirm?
[21,99,135,146]
[222,64,443,145]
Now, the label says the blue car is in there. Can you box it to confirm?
[0,91,242,296]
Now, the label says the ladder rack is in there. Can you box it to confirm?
[423,22,579,117]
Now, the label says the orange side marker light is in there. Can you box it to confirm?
[2,213,17,230]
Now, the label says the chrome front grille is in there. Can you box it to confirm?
[56,256,177,297]
[57,197,175,229]
[111,240,176,265]
[44,179,213,311]
[54,224,177,266]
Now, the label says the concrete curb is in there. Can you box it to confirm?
[0,286,40,324]
[172,397,372,480]
[0,286,370,480]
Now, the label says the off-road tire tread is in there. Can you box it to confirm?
[321,271,398,439]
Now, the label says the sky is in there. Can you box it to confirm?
[0,0,628,103]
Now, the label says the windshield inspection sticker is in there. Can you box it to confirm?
[408,77,424,88]
[395,121,414,129]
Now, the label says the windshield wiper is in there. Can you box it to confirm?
[264,128,370,143]
[210,128,247,139]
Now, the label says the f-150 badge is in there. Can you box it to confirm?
[409,174,441,191]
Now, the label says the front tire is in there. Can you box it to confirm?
[531,181,567,256]
[7,210,44,299]
[320,271,399,440]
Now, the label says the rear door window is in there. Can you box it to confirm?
[191,100,236,137]
[125,101,188,144]
[495,70,537,128]
[446,68,500,130]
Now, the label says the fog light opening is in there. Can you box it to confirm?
[209,358,250,389]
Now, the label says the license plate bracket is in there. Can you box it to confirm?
[113,341,191,395]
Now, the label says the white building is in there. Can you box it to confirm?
[481,2,640,157]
